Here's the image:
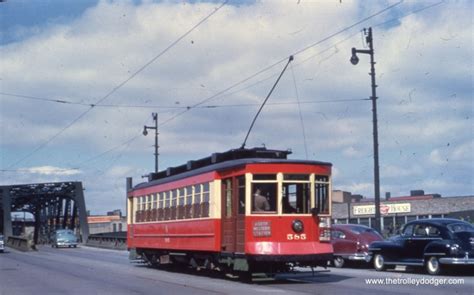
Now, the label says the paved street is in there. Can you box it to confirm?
[1,246,472,295]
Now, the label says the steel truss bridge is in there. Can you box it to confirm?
[0,182,89,244]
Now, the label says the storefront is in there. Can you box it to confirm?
[331,193,474,236]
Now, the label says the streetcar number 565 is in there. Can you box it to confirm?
[287,234,306,240]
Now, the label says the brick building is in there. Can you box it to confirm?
[87,210,127,235]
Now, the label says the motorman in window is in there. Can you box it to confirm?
[253,188,270,211]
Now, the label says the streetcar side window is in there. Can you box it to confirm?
[135,197,140,222]
[146,195,151,221]
[178,188,185,219]
[158,192,164,221]
[315,175,330,215]
[171,190,177,220]
[193,184,202,218]
[202,183,210,218]
[185,186,193,219]
[238,176,245,215]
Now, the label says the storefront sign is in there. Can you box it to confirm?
[353,203,411,216]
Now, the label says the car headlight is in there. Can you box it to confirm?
[449,244,460,255]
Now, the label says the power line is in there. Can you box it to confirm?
[3,0,228,170]
[157,1,404,128]
[290,63,309,160]
[73,0,446,169]
[66,3,412,168]
[5,0,445,172]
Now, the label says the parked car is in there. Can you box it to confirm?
[330,224,383,268]
[51,229,78,248]
[0,234,4,253]
[369,218,474,275]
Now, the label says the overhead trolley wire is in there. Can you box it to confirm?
[7,0,446,172]
[2,0,228,171]
[73,2,409,168]
[158,0,404,128]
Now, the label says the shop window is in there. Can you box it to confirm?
[359,218,370,227]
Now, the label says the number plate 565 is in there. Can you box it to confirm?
[287,233,306,240]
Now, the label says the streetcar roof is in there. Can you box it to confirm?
[133,157,331,191]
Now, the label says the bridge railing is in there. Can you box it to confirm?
[6,236,36,252]
[86,232,127,250]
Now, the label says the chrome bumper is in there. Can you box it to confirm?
[348,252,372,262]
[56,242,77,247]
[439,256,474,265]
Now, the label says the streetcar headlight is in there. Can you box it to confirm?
[292,219,304,233]
[319,217,331,242]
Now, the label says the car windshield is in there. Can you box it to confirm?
[447,223,474,232]
[57,230,74,236]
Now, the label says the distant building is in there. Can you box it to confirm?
[331,190,474,236]
[332,190,363,203]
[88,210,127,234]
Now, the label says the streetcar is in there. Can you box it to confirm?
[127,147,333,277]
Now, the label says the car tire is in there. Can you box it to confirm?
[373,253,387,271]
[426,256,442,275]
[334,256,345,268]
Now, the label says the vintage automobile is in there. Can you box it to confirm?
[51,229,78,248]
[330,224,383,268]
[0,234,4,253]
[369,218,474,275]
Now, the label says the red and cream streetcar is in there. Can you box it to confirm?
[127,147,333,276]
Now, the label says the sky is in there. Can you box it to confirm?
[1,0,472,215]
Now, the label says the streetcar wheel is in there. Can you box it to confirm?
[239,272,253,283]
[426,256,442,275]
[334,256,345,268]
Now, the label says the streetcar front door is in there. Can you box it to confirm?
[221,176,245,253]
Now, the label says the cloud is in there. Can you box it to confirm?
[19,166,81,176]
[1,0,472,212]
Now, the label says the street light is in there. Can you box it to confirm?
[350,27,382,234]
[143,113,159,173]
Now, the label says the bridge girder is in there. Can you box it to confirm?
[0,182,89,244]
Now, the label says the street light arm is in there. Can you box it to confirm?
[353,49,372,55]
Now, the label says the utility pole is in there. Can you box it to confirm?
[143,113,159,173]
[350,27,382,233]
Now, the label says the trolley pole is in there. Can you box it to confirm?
[143,113,159,173]
[350,27,382,233]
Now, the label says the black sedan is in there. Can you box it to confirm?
[369,218,474,275]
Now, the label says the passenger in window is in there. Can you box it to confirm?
[282,197,296,213]
[253,188,270,211]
